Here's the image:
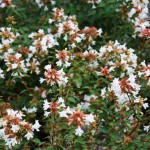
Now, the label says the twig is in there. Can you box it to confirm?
[20,76,42,109]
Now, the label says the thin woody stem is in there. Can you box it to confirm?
[20,76,42,109]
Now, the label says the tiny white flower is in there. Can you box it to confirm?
[71,43,76,48]
[58,97,64,103]
[74,37,81,43]
[143,125,150,132]
[44,111,50,117]
[12,64,18,69]
[145,70,150,77]
[48,19,54,24]
[15,53,22,59]
[38,29,44,34]
[75,126,84,136]
[143,103,149,109]
[58,97,66,107]
[65,106,73,114]
[11,125,20,132]
[11,137,18,147]
[59,110,68,118]
[44,65,51,70]
[43,99,50,110]
[40,78,45,83]
[32,120,41,132]
[85,114,95,125]
[25,132,33,140]
[41,90,47,98]
[97,28,103,36]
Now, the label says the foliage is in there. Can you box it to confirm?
[0,0,149,149]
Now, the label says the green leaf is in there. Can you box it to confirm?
[68,97,76,103]
[99,127,108,133]
[32,138,43,145]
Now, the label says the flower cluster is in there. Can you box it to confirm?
[43,98,95,136]
[142,28,150,39]
[49,8,102,48]
[120,0,150,37]
[67,109,95,136]
[95,41,149,109]
[0,27,19,45]
[56,49,71,68]
[35,0,55,11]
[28,29,58,56]
[0,0,12,8]
[5,53,26,72]
[1,8,101,77]
[40,64,68,86]
[43,97,66,116]
[0,109,41,148]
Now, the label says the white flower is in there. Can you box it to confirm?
[44,111,50,117]
[0,119,6,126]
[92,4,96,9]
[145,70,150,77]
[6,109,24,119]
[74,36,82,43]
[11,125,20,132]
[56,60,62,67]
[0,129,5,137]
[101,88,106,98]
[48,19,53,24]
[0,68,4,78]
[58,97,64,103]
[75,126,84,136]
[85,114,95,125]
[65,106,73,114]
[71,43,76,48]
[97,28,103,36]
[25,132,33,140]
[6,137,18,148]
[111,78,121,96]
[43,99,50,110]
[82,99,90,107]
[32,120,41,132]
[40,78,45,83]
[41,90,47,98]
[22,107,37,113]
[15,53,22,59]
[128,8,136,18]
[38,29,44,34]
[28,107,37,113]
[84,95,91,102]
[141,61,146,67]
[143,103,149,109]
[10,138,18,147]
[63,35,68,41]
[44,65,51,70]
[143,125,150,132]
[58,97,66,107]
[12,64,18,69]
[59,110,68,118]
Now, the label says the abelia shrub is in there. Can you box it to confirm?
[0,0,149,149]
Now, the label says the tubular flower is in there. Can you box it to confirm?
[43,64,68,86]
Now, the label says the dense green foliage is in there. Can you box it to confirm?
[0,0,149,149]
